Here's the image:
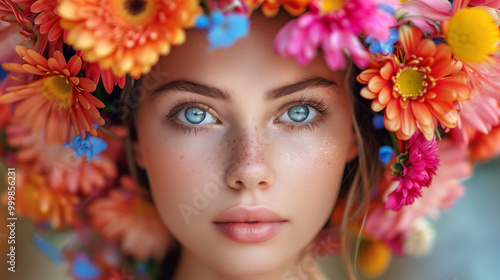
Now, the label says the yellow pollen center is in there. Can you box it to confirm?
[445,7,500,64]
[398,0,409,2]
[321,0,345,12]
[396,69,425,98]
[111,0,156,26]
[43,75,74,109]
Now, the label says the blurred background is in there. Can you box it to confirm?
[1,155,499,280]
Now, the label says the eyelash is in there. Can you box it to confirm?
[164,96,330,135]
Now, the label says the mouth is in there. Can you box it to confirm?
[212,205,288,243]
[213,221,287,243]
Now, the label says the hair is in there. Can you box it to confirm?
[119,13,385,280]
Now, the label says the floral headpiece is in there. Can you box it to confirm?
[1,0,499,278]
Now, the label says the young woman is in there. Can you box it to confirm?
[123,9,380,280]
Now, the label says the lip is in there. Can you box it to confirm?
[212,205,288,243]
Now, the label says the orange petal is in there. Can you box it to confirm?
[68,56,82,77]
[78,78,97,92]
[401,105,417,138]
[368,75,388,93]
[26,49,50,68]
[415,39,437,58]
[371,100,385,112]
[386,99,401,120]
[54,51,67,69]
[384,115,401,132]
[360,87,377,100]
[21,64,46,76]
[398,25,421,56]
[357,68,379,84]
[377,86,392,107]
[380,61,396,81]
[48,58,62,73]
[2,62,26,74]
[427,100,458,128]
[431,44,462,78]
[411,101,434,126]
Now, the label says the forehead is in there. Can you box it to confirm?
[149,10,344,92]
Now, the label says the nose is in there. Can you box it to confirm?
[225,130,275,191]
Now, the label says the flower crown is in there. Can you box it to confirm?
[1,0,499,278]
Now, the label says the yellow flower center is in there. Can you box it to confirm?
[321,0,345,12]
[110,0,157,27]
[358,239,391,277]
[43,75,74,109]
[395,68,426,99]
[445,7,499,64]
[398,0,409,2]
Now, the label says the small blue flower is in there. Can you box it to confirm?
[378,145,395,165]
[367,28,399,55]
[372,115,385,130]
[71,254,101,279]
[195,11,249,49]
[63,125,107,162]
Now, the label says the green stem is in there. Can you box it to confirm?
[390,132,401,156]
[434,127,442,142]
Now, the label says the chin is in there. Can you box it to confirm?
[200,243,296,277]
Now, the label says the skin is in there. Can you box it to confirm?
[133,11,357,280]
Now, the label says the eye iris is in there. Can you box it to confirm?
[288,105,309,122]
[185,107,206,124]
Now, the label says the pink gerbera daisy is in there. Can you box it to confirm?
[385,132,440,211]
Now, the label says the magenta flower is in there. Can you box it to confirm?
[274,0,394,70]
[385,133,440,211]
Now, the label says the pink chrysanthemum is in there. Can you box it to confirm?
[366,140,468,250]
[88,176,173,261]
[274,0,394,70]
[385,132,440,211]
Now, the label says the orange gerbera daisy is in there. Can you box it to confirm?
[1,171,79,229]
[0,45,104,144]
[357,25,472,140]
[57,0,202,77]
[244,0,312,17]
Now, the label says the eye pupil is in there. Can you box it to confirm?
[185,107,206,124]
[288,105,309,122]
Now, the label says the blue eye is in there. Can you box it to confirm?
[177,107,217,125]
[279,105,318,123]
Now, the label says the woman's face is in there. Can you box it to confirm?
[133,12,357,278]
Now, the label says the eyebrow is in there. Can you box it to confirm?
[151,77,337,102]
